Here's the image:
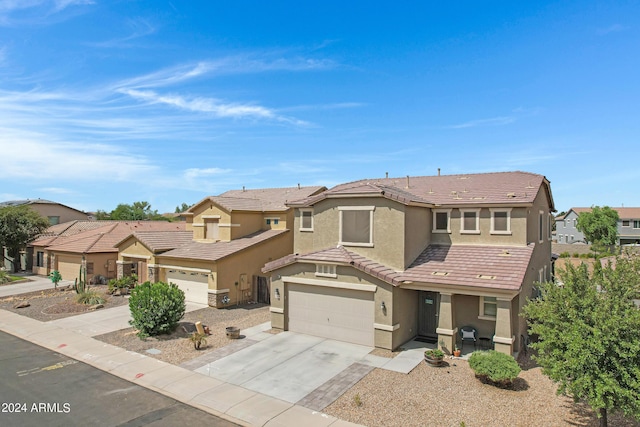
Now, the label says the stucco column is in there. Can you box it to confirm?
[436,293,456,354]
[493,297,514,355]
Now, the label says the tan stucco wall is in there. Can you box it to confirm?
[53,252,117,283]
[404,206,431,268]
[392,287,418,349]
[29,204,88,224]
[117,236,157,263]
[292,197,407,270]
[453,294,498,340]
[230,212,263,240]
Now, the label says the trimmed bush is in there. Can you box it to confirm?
[129,281,185,338]
[559,251,570,258]
[469,350,521,388]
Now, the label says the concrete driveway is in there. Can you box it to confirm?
[192,329,428,409]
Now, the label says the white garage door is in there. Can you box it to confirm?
[166,271,209,304]
[287,283,374,346]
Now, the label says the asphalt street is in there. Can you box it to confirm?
[0,331,238,427]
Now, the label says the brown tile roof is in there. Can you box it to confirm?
[189,186,326,213]
[289,171,552,209]
[158,229,288,262]
[399,244,535,291]
[264,244,534,291]
[118,231,194,252]
[40,221,185,254]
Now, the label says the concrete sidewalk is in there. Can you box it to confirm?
[0,308,363,427]
[0,274,74,298]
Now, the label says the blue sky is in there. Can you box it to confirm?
[0,1,638,214]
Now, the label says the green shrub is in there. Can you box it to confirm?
[0,268,8,285]
[129,281,185,338]
[572,252,580,258]
[559,252,570,258]
[108,274,138,293]
[424,348,444,358]
[469,350,521,387]
[76,290,106,305]
[579,253,589,259]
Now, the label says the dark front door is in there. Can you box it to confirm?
[419,291,440,338]
[257,276,270,304]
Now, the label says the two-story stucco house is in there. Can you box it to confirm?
[115,186,325,307]
[263,171,555,356]
[557,207,640,246]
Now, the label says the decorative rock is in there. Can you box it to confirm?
[113,289,121,296]
[13,301,30,308]
[89,304,104,310]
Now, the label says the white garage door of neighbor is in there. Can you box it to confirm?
[288,283,375,347]
[166,271,208,304]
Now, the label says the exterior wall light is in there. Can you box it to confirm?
[275,288,281,300]
[381,301,386,311]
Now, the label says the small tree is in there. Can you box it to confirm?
[128,281,185,338]
[49,270,62,289]
[0,206,50,272]
[576,206,619,252]
[523,257,640,426]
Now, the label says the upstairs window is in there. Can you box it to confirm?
[300,209,313,231]
[622,220,630,227]
[339,206,374,246]
[433,209,451,233]
[539,211,544,242]
[48,216,60,225]
[490,209,511,234]
[634,221,640,229]
[460,209,480,234]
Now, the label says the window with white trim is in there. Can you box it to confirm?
[634,220,640,229]
[479,296,497,319]
[300,209,313,231]
[432,209,451,233]
[339,206,374,246]
[490,209,511,234]
[460,209,480,234]
[539,211,544,242]
[315,264,337,278]
[548,214,553,239]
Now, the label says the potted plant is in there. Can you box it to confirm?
[424,348,445,366]
[453,345,461,357]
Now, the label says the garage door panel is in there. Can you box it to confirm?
[287,283,374,346]
[57,259,78,283]
[166,271,208,304]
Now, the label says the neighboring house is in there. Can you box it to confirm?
[1,199,90,271]
[116,186,326,306]
[263,171,555,356]
[30,221,185,283]
[556,207,640,246]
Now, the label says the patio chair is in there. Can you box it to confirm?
[459,326,477,352]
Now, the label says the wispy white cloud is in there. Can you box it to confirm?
[0,0,93,25]
[280,102,365,112]
[445,116,516,129]
[120,88,310,125]
[183,168,233,181]
[88,17,157,48]
[38,187,76,195]
[596,24,629,35]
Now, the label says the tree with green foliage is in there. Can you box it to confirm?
[174,202,192,213]
[109,201,168,221]
[523,257,640,427]
[94,210,110,220]
[0,206,50,272]
[576,206,619,249]
[49,270,62,289]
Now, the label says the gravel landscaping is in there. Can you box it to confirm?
[323,351,640,427]
[0,286,128,321]
[94,304,273,366]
